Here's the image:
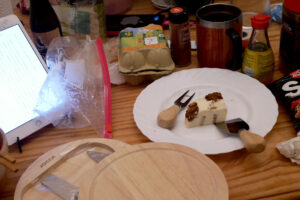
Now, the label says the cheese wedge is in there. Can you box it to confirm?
[185,92,227,128]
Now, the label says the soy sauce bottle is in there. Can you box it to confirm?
[30,0,63,59]
[242,14,274,84]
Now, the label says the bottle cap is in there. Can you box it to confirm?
[284,0,300,14]
[169,7,189,24]
[251,14,271,29]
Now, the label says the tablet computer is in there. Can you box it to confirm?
[0,15,50,145]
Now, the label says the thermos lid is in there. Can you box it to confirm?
[284,0,300,14]
[251,14,271,29]
[169,7,188,24]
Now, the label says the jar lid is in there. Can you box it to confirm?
[251,14,271,29]
[285,0,300,14]
[169,7,189,24]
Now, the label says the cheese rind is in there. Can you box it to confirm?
[185,95,227,128]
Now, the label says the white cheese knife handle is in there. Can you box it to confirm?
[157,105,180,129]
[239,130,266,153]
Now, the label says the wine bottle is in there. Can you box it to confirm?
[30,0,62,59]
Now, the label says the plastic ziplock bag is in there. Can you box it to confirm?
[34,36,112,138]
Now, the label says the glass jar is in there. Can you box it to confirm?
[169,7,191,67]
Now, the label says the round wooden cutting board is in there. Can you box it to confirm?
[83,142,229,200]
[15,140,228,200]
[14,138,130,200]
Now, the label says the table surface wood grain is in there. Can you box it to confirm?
[2,0,300,199]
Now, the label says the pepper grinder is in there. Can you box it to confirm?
[169,7,191,67]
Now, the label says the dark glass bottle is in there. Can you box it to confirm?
[169,7,191,67]
[279,0,300,74]
[30,0,62,59]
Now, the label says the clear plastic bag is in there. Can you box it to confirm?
[34,36,106,136]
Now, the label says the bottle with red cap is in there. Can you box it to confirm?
[242,14,274,84]
[279,0,300,74]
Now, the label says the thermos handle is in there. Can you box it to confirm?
[226,28,242,70]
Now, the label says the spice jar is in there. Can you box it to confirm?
[169,7,191,67]
[279,0,300,74]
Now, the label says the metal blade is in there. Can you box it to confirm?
[215,121,230,133]
[86,151,109,163]
[41,174,79,200]
[215,118,249,134]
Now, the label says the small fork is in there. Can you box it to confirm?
[157,90,195,129]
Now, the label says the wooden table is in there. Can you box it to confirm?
[2,0,300,199]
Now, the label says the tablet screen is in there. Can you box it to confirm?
[0,24,47,134]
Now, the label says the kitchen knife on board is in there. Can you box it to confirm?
[40,151,110,199]
[215,118,266,153]
[86,151,109,163]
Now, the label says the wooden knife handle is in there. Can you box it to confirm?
[157,105,180,129]
[239,130,266,153]
[0,151,16,163]
[0,159,18,172]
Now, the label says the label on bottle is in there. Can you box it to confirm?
[178,22,190,46]
[32,28,61,59]
[170,22,191,67]
[242,48,274,84]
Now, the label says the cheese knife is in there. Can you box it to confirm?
[157,90,195,129]
[215,118,266,153]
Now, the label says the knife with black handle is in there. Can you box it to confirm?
[215,118,266,153]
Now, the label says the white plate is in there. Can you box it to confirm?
[133,68,278,154]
